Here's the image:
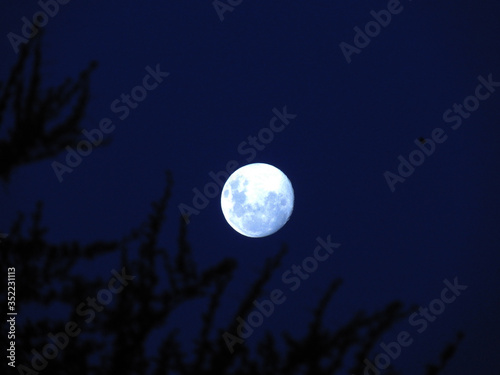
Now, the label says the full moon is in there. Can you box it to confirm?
[220,163,294,238]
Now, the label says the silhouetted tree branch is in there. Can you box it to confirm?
[425,331,465,375]
[0,32,97,181]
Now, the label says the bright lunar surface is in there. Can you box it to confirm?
[220,163,294,238]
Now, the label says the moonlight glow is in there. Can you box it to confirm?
[220,163,294,238]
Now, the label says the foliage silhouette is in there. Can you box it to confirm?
[0,32,97,182]
[0,35,464,375]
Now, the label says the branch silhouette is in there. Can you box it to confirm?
[0,31,97,182]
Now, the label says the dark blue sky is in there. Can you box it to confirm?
[1,0,500,373]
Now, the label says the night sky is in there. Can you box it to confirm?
[1,0,500,374]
